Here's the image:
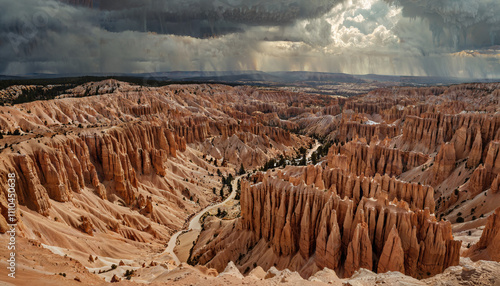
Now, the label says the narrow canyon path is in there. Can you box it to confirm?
[306,139,320,161]
[163,174,243,265]
[163,140,319,265]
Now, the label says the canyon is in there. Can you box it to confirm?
[0,79,500,285]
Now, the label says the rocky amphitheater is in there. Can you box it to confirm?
[1,79,500,285]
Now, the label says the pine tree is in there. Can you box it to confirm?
[311,152,318,165]
[300,156,306,166]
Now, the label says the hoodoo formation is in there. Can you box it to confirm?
[1,80,500,285]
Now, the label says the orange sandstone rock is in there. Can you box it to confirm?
[377,225,405,274]
[432,143,456,185]
[467,207,500,262]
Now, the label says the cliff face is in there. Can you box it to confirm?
[377,225,405,274]
[401,113,500,154]
[172,116,293,148]
[344,99,415,116]
[3,122,186,215]
[193,176,459,279]
[466,208,500,262]
[327,138,429,178]
[277,165,435,213]
[10,154,51,215]
[466,130,483,168]
[334,120,398,144]
[465,140,500,198]
[431,143,456,186]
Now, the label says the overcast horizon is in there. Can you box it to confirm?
[2,0,500,79]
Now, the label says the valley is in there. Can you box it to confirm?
[0,79,499,285]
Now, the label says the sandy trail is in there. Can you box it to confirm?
[164,174,243,265]
[306,140,320,161]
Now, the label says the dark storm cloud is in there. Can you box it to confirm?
[1,0,500,77]
[387,0,500,50]
[0,0,343,74]
[88,0,341,38]
[0,0,100,72]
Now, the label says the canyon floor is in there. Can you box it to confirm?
[1,80,500,285]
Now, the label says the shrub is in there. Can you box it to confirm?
[125,269,135,279]
[456,216,464,223]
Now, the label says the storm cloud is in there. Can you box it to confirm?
[387,0,500,50]
[0,0,499,78]
[96,0,340,38]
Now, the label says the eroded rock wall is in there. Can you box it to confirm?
[194,176,459,279]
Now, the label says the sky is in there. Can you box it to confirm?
[1,0,500,78]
